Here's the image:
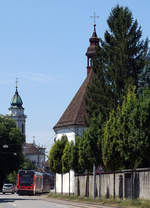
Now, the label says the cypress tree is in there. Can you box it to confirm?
[48,135,68,174]
[102,87,150,170]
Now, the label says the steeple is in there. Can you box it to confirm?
[11,87,23,108]
[86,24,100,75]
[8,80,26,138]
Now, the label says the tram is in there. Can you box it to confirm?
[16,170,51,195]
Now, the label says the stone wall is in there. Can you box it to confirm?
[74,168,150,200]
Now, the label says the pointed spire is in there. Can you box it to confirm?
[11,79,23,108]
[91,24,98,38]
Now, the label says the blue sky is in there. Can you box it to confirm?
[0,0,150,154]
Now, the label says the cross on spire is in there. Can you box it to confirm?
[90,11,99,25]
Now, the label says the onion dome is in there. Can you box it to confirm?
[11,87,23,108]
[86,24,99,58]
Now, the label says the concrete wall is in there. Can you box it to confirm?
[74,168,150,200]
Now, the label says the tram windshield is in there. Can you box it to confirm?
[19,170,34,186]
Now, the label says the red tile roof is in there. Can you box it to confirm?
[24,143,45,155]
[53,70,92,130]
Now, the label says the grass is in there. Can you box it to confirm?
[47,193,150,208]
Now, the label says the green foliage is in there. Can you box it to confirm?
[79,113,104,172]
[85,5,149,125]
[62,140,73,173]
[0,116,24,187]
[6,157,36,185]
[103,5,149,105]
[7,171,17,184]
[49,135,68,174]
[71,136,84,173]
[85,49,114,124]
[102,109,121,171]
[102,87,150,170]
[20,157,36,170]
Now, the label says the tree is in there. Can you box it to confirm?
[0,116,24,189]
[7,171,17,184]
[70,136,84,174]
[20,157,36,170]
[48,135,68,174]
[103,5,149,106]
[79,113,104,172]
[62,140,72,174]
[102,108,124,171]
[85,49,114,124]
[48,135,68,194]
[102,87,150,170]
[85,5,149,124]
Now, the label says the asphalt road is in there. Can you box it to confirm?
[0,193,116,208]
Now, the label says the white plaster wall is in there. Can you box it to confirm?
[56,171,74,194]
[55,127,76,142]
[55,126,85,142]
[70,170,75,193]
[63,173,69,193]
[54,126,85,194]
[56,174,62,193]
[25,154,45,168]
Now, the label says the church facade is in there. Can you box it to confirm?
[53,24,100,193]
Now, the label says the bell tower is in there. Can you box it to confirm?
[86,23,100,75]
[8,80,26,138]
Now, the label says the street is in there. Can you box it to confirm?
[0,193,69,208]
[0,193,115,208]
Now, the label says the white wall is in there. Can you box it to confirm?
[25,154,45,168]
[55,126,85,142]
[56,170,74,194]
[54,125,85,194]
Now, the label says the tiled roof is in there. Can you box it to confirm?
[24,143,45,155]
[53,70,92,129]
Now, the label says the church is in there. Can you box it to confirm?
[8,83,46,170]
[53,23,100,193]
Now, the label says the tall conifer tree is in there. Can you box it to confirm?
[85,5,149,123]
[103,5,149,105]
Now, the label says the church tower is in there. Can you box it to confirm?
[8,82,26,138]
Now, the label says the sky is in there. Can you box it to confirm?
[0,0,150,154]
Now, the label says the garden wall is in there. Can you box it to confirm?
[74,168,150,199]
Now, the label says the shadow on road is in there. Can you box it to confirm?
[0,194,39,203]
